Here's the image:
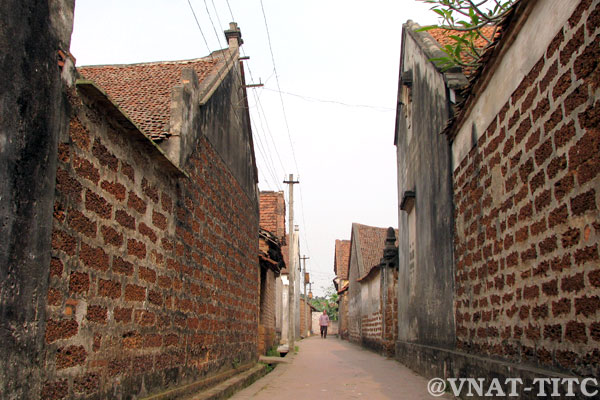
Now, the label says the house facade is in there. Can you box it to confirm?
[395,0,600,394]
[258,191,286,354]
[347,223,398,354]
[279,226,301,345]
[394,18,462,367]
[1,5,264,397]
[333,239,351,339]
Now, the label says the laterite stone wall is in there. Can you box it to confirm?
[453,0,600,377]
[43,77,259,398]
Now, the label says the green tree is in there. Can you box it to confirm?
[417,0,515,71]
[309,285,339,321]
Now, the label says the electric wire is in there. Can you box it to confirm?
[200,0,284,192]
[194,1,319,277]
[258,0,300,174]
[186,0,212,54]
[203,0,225,48]
[262,87,395,112]
[225,0,235,22]
[252,91,286,174]
[210,0,226,38]
[251,118,283,191]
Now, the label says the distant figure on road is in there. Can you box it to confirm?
[319,310,330,338]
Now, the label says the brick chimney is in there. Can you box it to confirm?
[224,22,243,48]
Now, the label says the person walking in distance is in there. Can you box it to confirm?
[319,310,330,339]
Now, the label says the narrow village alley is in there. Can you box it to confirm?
[230,336,453,400]
[2,0,599,398]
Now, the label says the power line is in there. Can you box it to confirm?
[259,0,300,175]
[262,87,395,112]
[204,0,285,193]
[257,0,313,267]
[252,92,286,174]
[186,0,211,54]
[251,118,283,191]
[203,0,224,48]
[210,0,226,38]
[225,0,235,22]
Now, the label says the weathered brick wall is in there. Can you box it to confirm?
[43,83,259,398]
[453,0,599,377]
[0,1,74,397]
[348,242,362,344]
[299,299,309,337]
[258,268,276,354]
[361,311,382,343]
[338,292,349,339]
[381,268,398,355]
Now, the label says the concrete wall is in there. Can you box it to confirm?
[196,61,258,204]
[280,275,289,344]
[311,312,321,335]
[347,238,362,343]
[395,24,457,350]
[361,270,381,315]
[360,270,383,349]
[0,1,75,398]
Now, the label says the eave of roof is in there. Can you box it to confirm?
[442,0,534,141]
[75,79,187,177]
[333,239,351,280]
[357,264,381,283]
[77,47,238,144]
[350,223,397,280]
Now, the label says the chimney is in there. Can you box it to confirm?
[224,22,243,48]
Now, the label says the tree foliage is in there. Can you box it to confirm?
[417,0,515,71]
[309,285,339,321]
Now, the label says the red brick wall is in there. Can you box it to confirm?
[453,0,599,376]
[361,311,382,343]
[338,292,349,339]
[43,87,259,398]
[382,268,398,355]
[299,298,312,338]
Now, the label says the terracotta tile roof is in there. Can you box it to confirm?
[334,239,351,280]
[428,26,497,49]
[259,191,286,241]
[440,1,523,140]
[78,55,222,142]
[352,223,398,279]
[427,25,500,76]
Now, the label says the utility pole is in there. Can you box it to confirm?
[300,255,310,337]
[284,174,299,351]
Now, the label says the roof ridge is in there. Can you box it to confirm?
[77,49,231,69]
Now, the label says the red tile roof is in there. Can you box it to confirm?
[334,239,351,280]
[352,223,397,280]
[78,55,223,142]
[428,25,500,76]
[428,26,497,49]
[259,191,286,241]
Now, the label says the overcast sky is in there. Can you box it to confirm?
[70,0,439,296]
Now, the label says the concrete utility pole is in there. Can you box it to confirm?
[284,174,299,350]
[300,255,310,337]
